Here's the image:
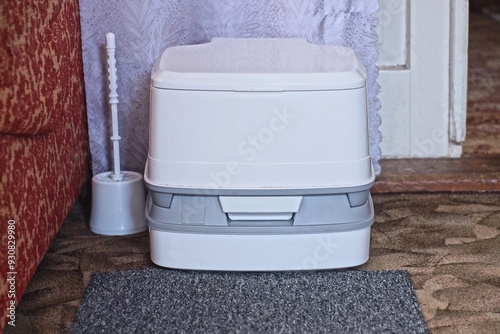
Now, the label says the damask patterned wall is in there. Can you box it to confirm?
[79,0,381,175]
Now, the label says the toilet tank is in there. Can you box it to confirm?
[146,38,374,193]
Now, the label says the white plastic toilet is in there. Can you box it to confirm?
[145,38,375,271]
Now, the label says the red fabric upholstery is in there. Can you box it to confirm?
[0,0,89,330]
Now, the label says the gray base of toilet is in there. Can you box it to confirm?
[146,190,374,235]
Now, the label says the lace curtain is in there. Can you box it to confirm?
[79,0,381,176]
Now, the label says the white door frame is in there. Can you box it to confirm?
[377,0,469,158]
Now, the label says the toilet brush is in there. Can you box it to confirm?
[89,32,147,235]
[106,32,124,182]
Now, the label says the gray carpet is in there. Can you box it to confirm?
[71,268,428,334]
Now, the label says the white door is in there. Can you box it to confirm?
[377,0,469,158]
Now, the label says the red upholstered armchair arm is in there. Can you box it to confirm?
[0,1,71,136]
[0,0,89,331]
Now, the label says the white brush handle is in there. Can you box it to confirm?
[106,32,124,181]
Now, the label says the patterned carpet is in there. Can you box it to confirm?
[6,9,500,334]
[7,190,500,334]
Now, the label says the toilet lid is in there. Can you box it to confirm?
[151,38,366,91]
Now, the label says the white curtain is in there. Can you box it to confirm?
[79,0,381,176]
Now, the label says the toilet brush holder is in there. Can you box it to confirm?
[89,171,146,235]
[89,32,146,235]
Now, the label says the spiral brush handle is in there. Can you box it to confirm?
[106,33,119,104]
[106,32,124,181]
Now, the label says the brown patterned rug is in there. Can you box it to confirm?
[6,188,500,333]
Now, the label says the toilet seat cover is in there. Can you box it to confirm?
[152,38,366,91]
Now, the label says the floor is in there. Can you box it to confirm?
[6,9,500,334]
[464,8,500,157]
[9,191,500,334]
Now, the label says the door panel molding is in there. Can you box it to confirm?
[449,0,469,145]
[377,0,469,158]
